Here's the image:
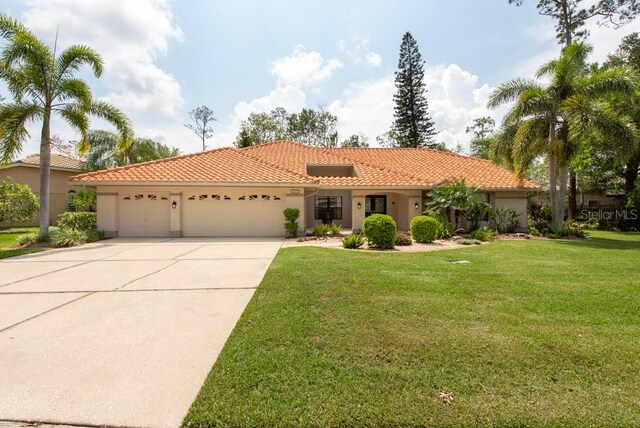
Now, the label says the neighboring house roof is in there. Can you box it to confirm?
[70,140,539,190]
[6,154,86,171]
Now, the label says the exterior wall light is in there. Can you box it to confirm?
[414,202,420,209]
[357,202,362,209]
[172,201,177,209]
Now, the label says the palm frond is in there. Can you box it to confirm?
[88,101,134,151]
[54,78,92,108]
[487,78,540,109]
[577,66,637,98]
[0,13,30,39]
[59,104,90,153]
[0,102,42,164]
[504,86,554,124]
[56,45,103,79]
[512,118,549,178]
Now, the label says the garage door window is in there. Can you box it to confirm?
[315,196,342,220]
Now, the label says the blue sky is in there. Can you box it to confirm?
[4,0,640,157]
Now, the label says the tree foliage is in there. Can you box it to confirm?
[0,178,39,224]
[509,0,640,46]
[82,130,179,170]
[234,107,339,148]
[0,13,132,233]
[341,134,369,148]
[466,116,495,159]
[184,105,216,151]
[392,32,436,148]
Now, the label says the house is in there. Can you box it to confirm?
[69,140,539,237]
[0,154,86,226]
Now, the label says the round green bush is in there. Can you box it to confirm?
[410,215,439,243]
[363,214,396,249]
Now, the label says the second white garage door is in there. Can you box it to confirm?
[118,192,171,237]
[182,191,286,237]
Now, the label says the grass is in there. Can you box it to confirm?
[0,227,44,259]
[184,231,640,427]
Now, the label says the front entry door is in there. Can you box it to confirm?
[365,195,387,217]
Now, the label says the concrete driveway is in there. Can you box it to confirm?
[0,237,282,428]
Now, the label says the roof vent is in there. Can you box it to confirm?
[306,164,356,178]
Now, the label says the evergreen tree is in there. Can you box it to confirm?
[392,32,436,148]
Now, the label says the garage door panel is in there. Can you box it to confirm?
[183,192,285,237]
[119,192,170,237]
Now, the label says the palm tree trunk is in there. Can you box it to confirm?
[557,166,569,229]
[548,152,559,226]
[38,108,52,235]
[568,170,577,219]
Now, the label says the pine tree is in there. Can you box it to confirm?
[393,32,436,148]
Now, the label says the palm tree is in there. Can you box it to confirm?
[488,43,637,229]
[82,130,180,170]
[0,14,133,234]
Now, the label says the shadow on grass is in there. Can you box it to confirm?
[556,232,640,251]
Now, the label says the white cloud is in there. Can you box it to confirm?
[19,0,184,116]
[328,78,395,141]
[270,45,343,87]
[338,35,382,67]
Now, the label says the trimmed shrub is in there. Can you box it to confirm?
[0,178,39,224]
[342,233,365,249]
[410,215,439,243]
[363,214,396,249]
[470,226,496,242]
[283,208,300,237]
[57,212,97,232]
[395,232,413,246]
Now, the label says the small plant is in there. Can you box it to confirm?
[313,223,332,237]
[17,231,50,246]
[550,220,587,238]
[342,233,365,249]
[49,228,89,248]
[395,232,413,246]
[57,212,97,232]
[459,238,482,245]
[283,208,300,237]
[470,226,496,242]
[491,207,521,233]
[433,215,456,238]
[410,215,439,243]
[363,214,396,249]
[328,222,343,235]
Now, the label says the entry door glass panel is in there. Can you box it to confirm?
[365,195,386,217]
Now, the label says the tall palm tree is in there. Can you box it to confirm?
[0,14,133,233]
[488,43,637,229]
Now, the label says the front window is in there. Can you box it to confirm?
[315,196,342,220]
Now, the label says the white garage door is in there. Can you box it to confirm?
[183,191,286,237]
[119,192,171,237]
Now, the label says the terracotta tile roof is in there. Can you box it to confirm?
[70,147,314,185]
[11,154,86,171]
[70,140,539,190]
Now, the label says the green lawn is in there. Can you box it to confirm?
[184,231,640,427]
[0,227,43,259]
